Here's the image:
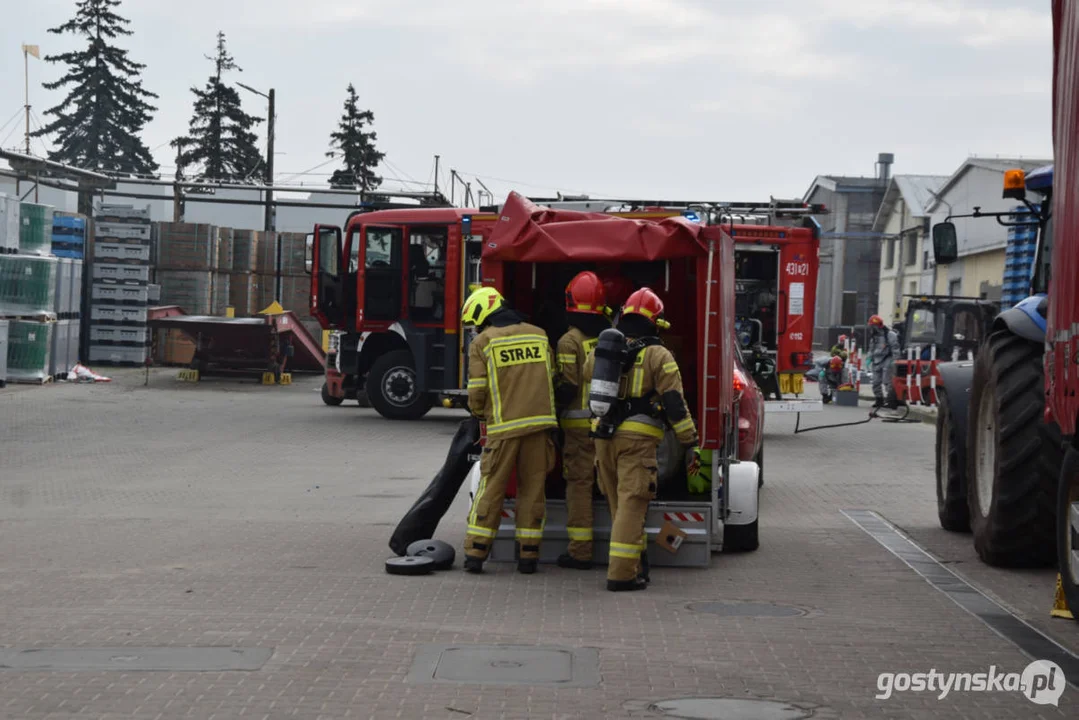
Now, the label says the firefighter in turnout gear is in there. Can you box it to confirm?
[554,272,612,570]
[461,286,558,575]
[584,288,699,591]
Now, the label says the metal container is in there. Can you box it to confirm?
[18,202,54,255]
[835,389,860,407]
[0,255,59,316]
[0,194,19,254]
[95,221,150,241]
[7,320,52,382]
[53,258,73,316]
[0,319,9,386]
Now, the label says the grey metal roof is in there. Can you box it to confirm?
[924,156,1052,213]
[871,174,949,232]
[803,174,885,202]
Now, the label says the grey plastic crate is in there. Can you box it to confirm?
[70,260,83,316]
[94,242,151,263]
[148,283,161,303]
[88,344,148,365]
[89,304,148,324]
[0,319,8,386]
[91,282,150,304]
[89,325,150,344]
[53,258,72,315]
[92,262,151,284]
[49,319,72,377]
[94,204,150,222]
[68,320,79,370]
[95,221,151,241]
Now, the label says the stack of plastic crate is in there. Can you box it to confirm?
[88,204,153,366]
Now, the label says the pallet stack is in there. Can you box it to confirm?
[88,204,153,366]
[0,194,59,384]
[155,222,231,315]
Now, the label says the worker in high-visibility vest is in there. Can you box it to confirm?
[584,288,700,591]
[554,271,612,570]
[462,286,558,575]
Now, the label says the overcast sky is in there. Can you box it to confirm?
[0,0,1054,203]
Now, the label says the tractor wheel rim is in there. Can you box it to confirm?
[975,391,996,518]
[383,366,416,407]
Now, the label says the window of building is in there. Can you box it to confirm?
[905,235,918,266]
[949,279,962,297]
[884,238,895,270]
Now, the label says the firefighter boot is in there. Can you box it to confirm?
[607,577,648,592]
[518,558,538,574]
[639,548,651,583]
[557,554,593,570]
[464,557,484,574]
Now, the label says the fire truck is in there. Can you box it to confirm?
[308,195,823,419]
[315,191,761,562]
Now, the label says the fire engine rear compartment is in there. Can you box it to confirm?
[484,256,730,567]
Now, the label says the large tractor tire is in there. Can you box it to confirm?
[935,390,970,532]
[365,350,433,421]
[1057,447,1079,623]
[966,329,1060,567]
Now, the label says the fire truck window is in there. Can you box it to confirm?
[409,227,448,322]
[365,228,398,269]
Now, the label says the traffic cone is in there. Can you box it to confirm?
[1051,573,1074,620]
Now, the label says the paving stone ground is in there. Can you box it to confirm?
[0,370,1077,719]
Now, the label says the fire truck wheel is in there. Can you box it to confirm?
[321,382,344,407]
[366,350,433,420]
[755,447,764,488]
[1056,447,1079,622]
[966,329,1059,567]
[935,391,970,532]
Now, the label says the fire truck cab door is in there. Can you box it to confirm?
[310,224,344,329]
[358,225,404,326]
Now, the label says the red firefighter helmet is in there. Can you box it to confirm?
[868,315,884,328]
[565,271,607,315]
[837,334,848,344]
[622,288,670,329]
[829,356,844,371]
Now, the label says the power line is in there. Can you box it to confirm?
[450,168,607,197]
[0,109,24,142]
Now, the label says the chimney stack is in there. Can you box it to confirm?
[877,152,895,184]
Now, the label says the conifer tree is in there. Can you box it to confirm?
[34,0,159,176]
[327,84,384,191]
[173,32,264,183]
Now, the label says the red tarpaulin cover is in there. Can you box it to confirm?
[484,192,708,262]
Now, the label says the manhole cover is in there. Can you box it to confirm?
[408,644,600,687]
[685,601,807,617]
[638,698,828,719]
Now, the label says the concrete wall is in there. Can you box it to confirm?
[933,249,1006,299]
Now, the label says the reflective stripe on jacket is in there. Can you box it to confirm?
[556,326,599,430]
[468,321,557,440]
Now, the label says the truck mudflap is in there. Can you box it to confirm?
[486,499,714,567]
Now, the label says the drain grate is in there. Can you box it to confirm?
[408,644,600,687]
[626,698,836,719]
[0,647,273,672]
[685,601,807,618]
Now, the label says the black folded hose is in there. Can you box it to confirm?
[389,417,481,555]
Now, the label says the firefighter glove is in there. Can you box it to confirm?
[684,445,701,476]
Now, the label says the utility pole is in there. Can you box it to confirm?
[433,155,440,197]
[237,82,278,299]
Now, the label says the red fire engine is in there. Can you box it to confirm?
[308,195,823,419]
